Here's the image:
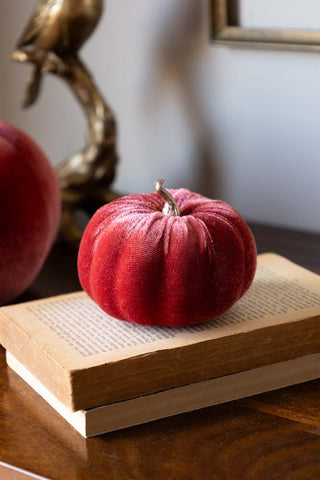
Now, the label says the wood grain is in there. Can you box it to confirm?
[238,380,320,435]
[1,223,320,479]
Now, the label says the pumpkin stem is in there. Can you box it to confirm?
[155,179,181,217]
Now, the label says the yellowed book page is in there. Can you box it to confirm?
[1,253,320,371]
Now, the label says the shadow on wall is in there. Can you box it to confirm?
[144,0,221,198]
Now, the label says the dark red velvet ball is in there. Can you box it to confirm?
[78,186,257,326]
[0,122,60,304]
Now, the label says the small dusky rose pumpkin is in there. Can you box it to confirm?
[77,180,257,327]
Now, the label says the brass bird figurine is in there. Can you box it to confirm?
[12,0,119,245]
[16,0,103,108]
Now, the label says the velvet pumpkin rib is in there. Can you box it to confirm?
[158,215,219,326]
[173,188,256,299]
[181,193,257,295]
[87,211,165,323]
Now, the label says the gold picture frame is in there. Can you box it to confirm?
[211,0,320,50]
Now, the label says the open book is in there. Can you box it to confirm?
[1,253,320,411]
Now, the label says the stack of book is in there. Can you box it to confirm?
[1,253,320,437]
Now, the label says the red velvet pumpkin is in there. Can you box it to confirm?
[0,122,60,305]
[78,180,257,326]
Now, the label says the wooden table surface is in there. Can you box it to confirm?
[1,223,320,480]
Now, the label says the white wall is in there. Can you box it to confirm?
[1,0,320,232]
[240,0,320,30]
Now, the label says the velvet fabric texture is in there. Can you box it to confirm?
[0,122,60,304]
[78,189,257,326]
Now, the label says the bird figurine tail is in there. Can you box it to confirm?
[22,65,42,108]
